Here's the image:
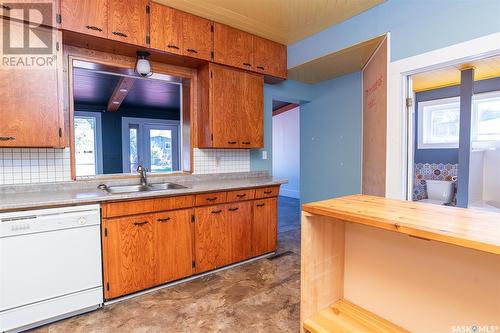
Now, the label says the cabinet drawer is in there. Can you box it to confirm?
[227,189,255,202]
[102,195,194,218]
[195,192,227,206]
[254,186,280,199]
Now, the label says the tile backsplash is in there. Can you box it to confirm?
[193,148,250,174]
[0,148,71,185]
[413,163,458,201]
[0,147,250,184]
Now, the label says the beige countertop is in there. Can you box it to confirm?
[302,194,500,255]
[0,172,286,212]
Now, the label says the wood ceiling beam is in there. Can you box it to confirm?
[272,103,299,117]
[107,77,136,112]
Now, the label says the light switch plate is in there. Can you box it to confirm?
[262,150,268,160]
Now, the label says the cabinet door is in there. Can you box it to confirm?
[240,72,264,148]
[61,0,107,37]
[210,64,244,148]
[213,23,253,71]
[227,201,252,262]
[252,198,278,256]
[194,204,231,273]
[150,3,182,55]
[253,36,287,79]
[102,215,156,299]
[107,0,147,46]
[155,209,194,284]
[182,12,213,61]
[0,20,63,147]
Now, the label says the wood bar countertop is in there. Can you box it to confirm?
[302,194,500,255]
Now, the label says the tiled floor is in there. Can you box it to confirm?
[31,196,301,333]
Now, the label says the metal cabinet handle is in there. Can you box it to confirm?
[1,4,11,10]
[264,190,273,194]
[206,197,217,201]
[227,141,237,145]
[242,141,251,145]
[157,217,171,223]
[242,63,252,67]
[256,66,265,70]
[112,31,128,38]
[167,44,179,50]
[211,209,223,214]
[186,48,198,53]
[85,25,102,32]
[256,203,265,207]
[236,194,246,198]
[133,221,148,226]
[0,136,15,141]
[228,207,239,212]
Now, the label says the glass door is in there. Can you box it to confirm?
[143,124,179,173]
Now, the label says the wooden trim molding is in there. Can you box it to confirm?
[63,45,198,180]
[272,103,299,117]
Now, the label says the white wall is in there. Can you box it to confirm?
[468,150,484,203]
[272,107,300,198]
[483,149,500,202]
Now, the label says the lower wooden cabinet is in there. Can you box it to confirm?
[228,201,252,262]
[155,209,194,285]
[101,186,279,299]
[252,198,278,256]
[194,204,231,273]
[102,214,157,299]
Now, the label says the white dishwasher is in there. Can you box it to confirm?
[0,204,103,332]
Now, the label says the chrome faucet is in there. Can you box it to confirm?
[137,165,148,186]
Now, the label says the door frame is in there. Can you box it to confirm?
[386,31,500,200]
[121,117,181,173]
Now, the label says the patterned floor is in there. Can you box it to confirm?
[30,196,301,333]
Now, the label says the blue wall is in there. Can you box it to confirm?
[251,0,500,203]
[288,0,500,66]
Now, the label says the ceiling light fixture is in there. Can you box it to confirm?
[135,51,152,77]
[119,88,128,93]
[112,101,120,105]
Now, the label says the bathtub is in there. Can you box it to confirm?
[470,200,500,212]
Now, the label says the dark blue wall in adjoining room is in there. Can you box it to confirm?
[75,104,180,174]
[414,76,500,164]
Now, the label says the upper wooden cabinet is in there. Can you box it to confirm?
[61,0,108,38]
[0,19,64,148]
[107,0,148,46]
[213,23,253,71]
[253,36,287,79]
[60,0,148,46]
[198,63,264,149]
[214,23,287,79]
[150,3,182,55]
[150,4,213,61]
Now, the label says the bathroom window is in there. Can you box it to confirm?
[472,91,500,142]
[418,97,460,149]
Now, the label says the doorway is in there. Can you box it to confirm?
[272,100,300,232]
[406,54,500,211]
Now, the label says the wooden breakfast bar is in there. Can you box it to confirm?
[300,195,500,333]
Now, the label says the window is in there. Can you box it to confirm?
[74,111,103,176]
[472,91,500,142]
[418,97,460,149]
[121,117,180,173]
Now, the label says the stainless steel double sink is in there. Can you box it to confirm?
[98,182,187,194]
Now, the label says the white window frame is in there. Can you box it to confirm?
[471,90,500,143]
[417,97,460,149]
[74,111,103,176]
[121,117,181,174]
